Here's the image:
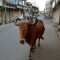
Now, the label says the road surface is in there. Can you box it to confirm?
[0,19,60,60]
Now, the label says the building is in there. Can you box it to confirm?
[15,0,25,20]
[23,1,39,20]
[0,0,39,24]
[0,0,27,25]
[31,5,39,16]
[51,0,60,25]
[23,2,32,20]
[3,0,17,23]
[45,0,53,19]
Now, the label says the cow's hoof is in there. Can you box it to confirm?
[28,58,32,60]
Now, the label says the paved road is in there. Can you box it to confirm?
[0,19,60,60]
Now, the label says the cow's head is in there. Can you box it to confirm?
[19,18,38,44]
[19,22,29,44]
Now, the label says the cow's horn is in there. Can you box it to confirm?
[32,17,38,26]
[14,18,21,26]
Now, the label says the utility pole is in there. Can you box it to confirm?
[1,0,4,24]
[1,8,3,24]
[4,0,7,24]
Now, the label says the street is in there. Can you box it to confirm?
[0,19,60,60]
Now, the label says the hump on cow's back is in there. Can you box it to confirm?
[38,20,43,23]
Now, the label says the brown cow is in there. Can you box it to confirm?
[15,18,45,60]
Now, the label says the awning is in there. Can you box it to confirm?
[4,3,16,9]
[16,4,24,9]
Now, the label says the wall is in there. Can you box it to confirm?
[53,6,60,24]
[0,9,2,24]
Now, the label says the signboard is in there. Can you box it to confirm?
[4,4,16,9]
[6,0,16,5]
[6,0,9,2]
[9,0,15,2]
[17,5,23,9]
[9,0,16,4]
[6,0,15,2]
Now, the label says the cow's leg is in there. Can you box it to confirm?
[38,38,40,47]
[28,40,36,60]
[28,46,33,60]
[32,41,36,52]
[31,44,36,53]
[32,42,36,49]
[28,42,35,60]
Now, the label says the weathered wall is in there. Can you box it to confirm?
[53,6,60,24]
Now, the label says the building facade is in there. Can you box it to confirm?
[51,0,60,25]
[0,0,39,25]
[45,0,53,19]
[31,5,39,16]
[23,2,39,19]
[0,0,26,25]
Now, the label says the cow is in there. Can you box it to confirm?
[15,18,45,60]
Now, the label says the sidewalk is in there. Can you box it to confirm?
[52,21,60,40]
[55,25,60,40]
[0,23,14,32]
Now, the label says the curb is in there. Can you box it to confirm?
[52,25,60,40]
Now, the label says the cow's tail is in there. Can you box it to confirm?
[41,36,44,40]
[14,18,21,26]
